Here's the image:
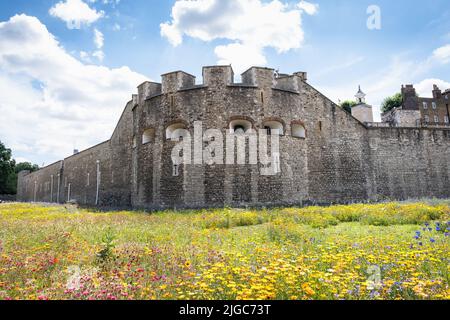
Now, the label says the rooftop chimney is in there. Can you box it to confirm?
[432,84,442,99]
[401,84,418,110]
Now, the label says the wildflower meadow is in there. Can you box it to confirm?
[0,201,448,300]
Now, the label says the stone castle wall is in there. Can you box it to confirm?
[17,100,135,208]
[17,66,450,209]
[381,108,421,127]
[367,128,450,200]
[17,161,63,203]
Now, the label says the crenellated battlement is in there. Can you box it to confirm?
[275,75,300,92]
[241,66,275,88]
[202,65,234,87]
[137,81,162,104]
[161,71,196,94]
[136,66,308,102]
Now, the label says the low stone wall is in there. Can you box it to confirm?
[0,194,16,202]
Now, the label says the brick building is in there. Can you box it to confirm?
[418,85,450,125]
[382,84,450,127]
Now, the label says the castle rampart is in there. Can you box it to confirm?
[17,66,450,209]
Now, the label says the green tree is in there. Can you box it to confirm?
[340,100,358,113]
[381,93,403,113]
[7,162,40,194]
[15,162,40,174]
[0,141,16,194]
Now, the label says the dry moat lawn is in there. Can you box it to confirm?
[0,201,449,300]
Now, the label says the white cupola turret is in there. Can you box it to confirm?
[355,85,366,104]
[351,85,374,123]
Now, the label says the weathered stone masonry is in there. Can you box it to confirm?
[17,66,450,209]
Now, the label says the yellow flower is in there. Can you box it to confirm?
[302,283,315,296]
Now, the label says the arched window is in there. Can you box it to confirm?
[166,122,189,140]
[142,128,155,144]
[229,119,252,134]
[292,122,306,139]
[262,120,284,135]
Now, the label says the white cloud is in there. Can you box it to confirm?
[79,50,91,62]
[414,78,450,97]
[432,44,450,64]
[94,28,104,49]
[0,14,147,164]
[14,157,32,164]
[78,29,105,63]
[92,50,105,62]
[161,0,318,73]
[215,43,267,73]
[89,0,121,7]
[297,0,319,15]
[49,0,104,29]
[93,28,105,62]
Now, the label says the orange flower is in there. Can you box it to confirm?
[302,283,315,296]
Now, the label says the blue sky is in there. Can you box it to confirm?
[0,0,449,166]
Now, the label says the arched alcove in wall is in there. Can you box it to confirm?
[262,119,285,135]
[228,116,255,134]
[291,121,307,139]
[166,122,189,140]
[142,128,155,144]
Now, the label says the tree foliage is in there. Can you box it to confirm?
[381,93,403,113]
[15,162,40,174]
[340,100,358,113]
[0,141,15,194]
[0,141,39,195]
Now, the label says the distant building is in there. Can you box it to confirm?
[351,86,374,123]
[382,84,450,127]
[418,85,450,126]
